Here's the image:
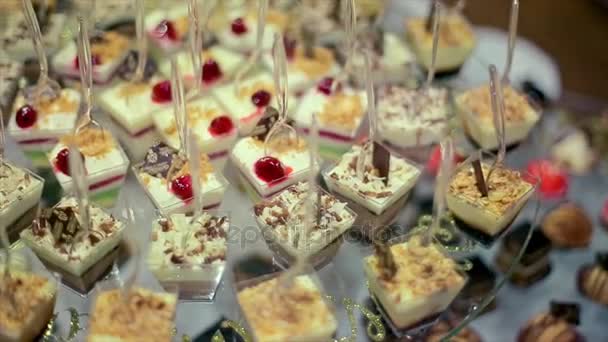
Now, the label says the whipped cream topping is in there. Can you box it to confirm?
[0,163,42,211]
[149,213,228,268]
[378,85,449,128]
[10,89,80,133]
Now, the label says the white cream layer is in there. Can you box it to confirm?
[51,42,129,84]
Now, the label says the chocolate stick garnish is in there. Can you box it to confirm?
[472,158,488,197]
[503,0,519,83]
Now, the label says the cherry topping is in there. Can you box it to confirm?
[426,145,464,176]
[54,148,85,176]
[15,105,38,129]
[254,156,286,183]
[523,159,569,199]
[251,90,271,108]
[284,36,297,60]
[154,20,178,41]
[151,80,172,103]
[171,175,193,200]
[317,77,334,96]
[209,116,234,136]
[231,18,248,35]
[74,55,101,69]
[202,59,223,84]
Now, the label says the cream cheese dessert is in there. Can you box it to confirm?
[216,9,288,53]
[457,85,541,149]
[51,31,130,84]
[0,162,44,244]
[0,270,57,342]
[446,162,535,238]
[152,96,238,169]
[98,77,171,161]
[158,47,244,90]
[8,89,81,168]
[148,213,228,300]
[88,288,177,342]
[0,60,22,116]
[213,72,295,135]
[230,134,311,202]
[2,13,67,61]
[323,144,421,237]
[378,85,450,149]
[364,236,466,331]
[253,182,356,265]
[406,14,475,74]
[145,5,189,59]
[134,142,229,215]
[237,275,337,342]
[47,128,130,208]
[292,77,366,159]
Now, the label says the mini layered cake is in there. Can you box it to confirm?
[541,202,592,248]
[48,128,130,207]
[457,85,540,149]
[0,162,44,244]
[145,5,189,59]
[20,198,125,293]
[134,142,229,214]
[148,213,228,300]
[230,133,311,202]
[363,236,467,332]
[52,31,130,84]
[406,14,475,75]
[88,288,177,342]
[253,182,356,267]
[216,9,288,53]
[451,255,497,316]
[292,77,366,159]
[0,60,22,116]
[446,161,535,243]
[2,13,67,61]
[9,89,81,168]
[495,222,552,287]
[378,85,450,149]
[577,252,608,306]
[158,47,244,89]
[237,275,337,342]
[0,270,57,342]
[152,97,238,168]
[323,144,421,239]
[517,301,584,342]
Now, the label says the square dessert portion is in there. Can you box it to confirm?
[216,9,288,53]
[152,96,238,169]
[0,270,57,342]
[406,14,475,74]
[253,182,356,266]
[9,89,81,168]
[148,213,228,300]
[363,236,467,331]
[48,127,130,208]
[456,85,540,149]
[237,275,337,342]
[52,31,130,84]
[446,162,535,239]
[378,85,450,149]
[0,162,44,244]
[230,133,311,202]
[134,142,229,215]
[292,77,367,160]
[145,5,189,59]
[88,287,177,342]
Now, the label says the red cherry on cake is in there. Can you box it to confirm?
[284,36,297,60]
[524,159,568,198]
[202,59,223,84]
[15,105,38,129]
[254,156,286,183]
[209,116,234,136]
[154,20,178,41]
[231,18,248,35]
[251,90,271,108]
[74,55,102,69]
[54,148,85,176]
[317,77,334,95]
[151,80,172,103]
[171,175,193,200]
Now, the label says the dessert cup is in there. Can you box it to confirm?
[456,84,541,150]
[133,142,229,215]
[0,162,44,244]
[2,13,67,62]
[253,182,357,268]
[151,96,238,169]
[230,135,312,203]
[145,5,189,60]
[8,89,81,169]
[47,128,130,208]
[322,144,421,240]
[216,8,288,53]
[51,31,130,85]
[405,13,475,76]
[20,197,126,294]
[291,79,367,160]
[148,212,228,301]
[0,60,22,117]
[363,234,467,336]
[446,152,538,245]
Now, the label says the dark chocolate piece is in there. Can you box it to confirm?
[550,301,581,325]
[117,50,157,81]
[471,159,488,197]
[139,142,179,178]
[596,252,608,271]
[40,206,81,246]
[372,141,391,185]
[251,106,279,140]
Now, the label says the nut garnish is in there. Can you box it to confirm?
[292,46,335,77]
[319,93,364,130]
[60,127,116,157]
[117,82,150,98]
[462,85,534,123]
[91,31,130,63]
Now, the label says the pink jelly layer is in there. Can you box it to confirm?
[301,127,355,143]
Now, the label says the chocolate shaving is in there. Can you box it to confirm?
[159,218,172,232]
[472,159,488,197]
[549,301,580,325]
[40,206,82,246]
[251,106,279,140]
[372,141,391,185]
[170,253,185,264]
[139,142,179,178]
[596,252,608,271]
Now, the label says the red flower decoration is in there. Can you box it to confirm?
[523,159,569,198]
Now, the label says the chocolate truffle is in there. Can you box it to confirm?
[541,203,592,248]
[517,301,584,342]
[577,252,608,305]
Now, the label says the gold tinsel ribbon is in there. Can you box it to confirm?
[42,308,86,342]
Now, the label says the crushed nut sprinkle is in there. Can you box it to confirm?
[251,134,308,154]
[408,14,474,47]
[59,127,116,157]
[117,81,150,98]
[171,154,214,182]
[91,31,130,63]
[292,46,335,77]
[461,85,536,123]
[0,272,55,328]
[319,93,364,130]
[34,90,79,120]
